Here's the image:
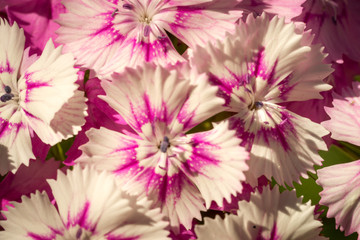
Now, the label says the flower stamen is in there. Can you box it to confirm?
[1,86,14,102]
[111,8,119,18]
[123,3,133,10]
[160,136,170,153]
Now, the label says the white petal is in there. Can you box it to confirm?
[181,121,249,208]
[0,110,34,175]
[232,105,328,187]
[48,165,170,238]
[190,13,333,106]
[0,19,24,81]
[322,82,360,146]
[196,186,325,240]
[0,191,64,239]
[25,90,87,145]
[18,39,79,125]
[317,160,360,237]
[101,63,225,138]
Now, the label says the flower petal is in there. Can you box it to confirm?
[159,4,238,49]
[190,13,332,104]
[24,91,87,146]
[317,160,360,237]
[0,19,24,79]
[101,63,225,138]
[322,82,360,146]
[196,186,325,240]
[48,165,170,238]
[180,121,249,208]
[57,0,183,76]
[231,106,328,187]
[0,191,65,239]
[0,111,34,175]
[18,39,79,125]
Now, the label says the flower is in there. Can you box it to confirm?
[322,82,360,146]
[2,0,66,55]
[0,19,87,175]
[195,185,325,239]
[76,63,249,230]
[317,160,360,237]
[293,0,360,63]
[56,0,240,77]
[0,165,170,239]
[189,13,333,187]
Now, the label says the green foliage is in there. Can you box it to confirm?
[166,31,188,55]
[46,137,75,165]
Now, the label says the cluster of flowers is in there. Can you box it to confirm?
[0,0,359,239]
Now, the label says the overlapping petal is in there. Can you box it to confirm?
[322,82,360,146]
[101,63,224,138]
[190,13,331,187]
[231,107,328,186]
[78,63,249,230]
[0,19,86,175]
[56,0,240,76]
[196,186,325,240]
[317,160,360,237]
[294,0,360,62]
[190,13,332,104]
[0,165,170,239]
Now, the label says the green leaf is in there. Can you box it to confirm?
[338,141,360,159]
[354,75,360,82]
[319,144,358,168]
[321,209,358,240]
[46,136,75,163]
[166,31,188,55]
[293,172,322,205]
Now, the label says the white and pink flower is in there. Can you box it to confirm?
[56,0,240,77]
[190,13,333,187]
[0,19,87,175]
[76,63,249,230]
[0,165,170,239]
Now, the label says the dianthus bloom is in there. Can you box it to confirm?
[0,19,86,175]
[317,160,360,238]
[0,165,170,239]
[294,0,360,62]
[1,0,66,54]
[56,0,240,77]
[195,186,325,239]
[190,14,333,187]
[76,63,249,230]
[322,82,360,146]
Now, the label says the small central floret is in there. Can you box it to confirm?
[254,101,263,110]
[160,136,170,153]
[1,86,14,103]
[249,101,264,110]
